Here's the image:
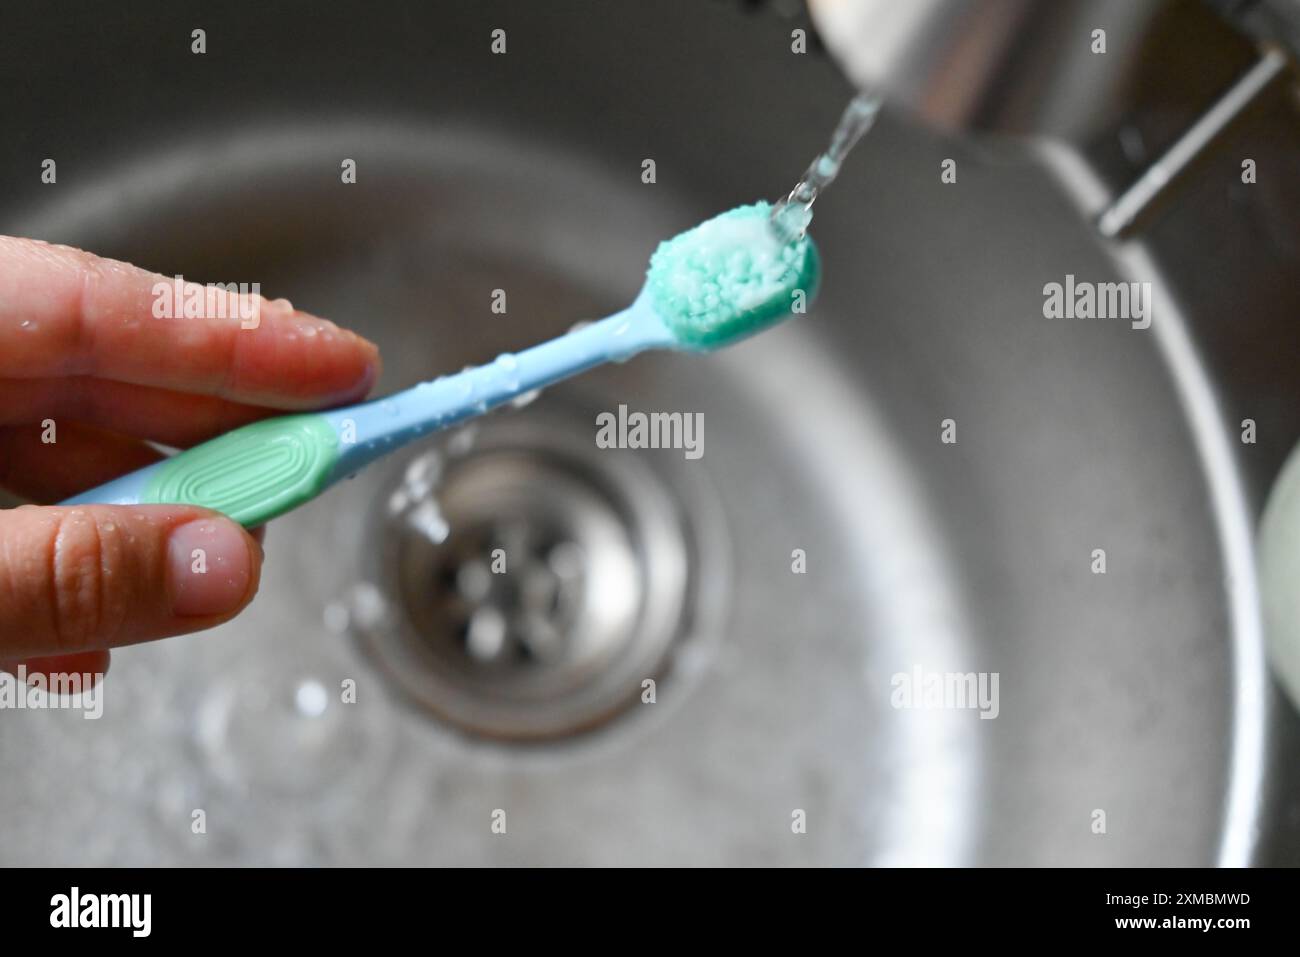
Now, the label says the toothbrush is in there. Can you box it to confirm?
[60,203,820,527]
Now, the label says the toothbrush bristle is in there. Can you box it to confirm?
[646,202,819,351]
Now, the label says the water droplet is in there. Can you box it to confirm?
[18,319,35,330]
[495,353,518,371]
[381,399,399,417]
[447,425,477,456]
[465,607,507,661]
[322,601,350,633]
[510,389,541,410]
[614,320,630,336]
[294,680,328,718]
[456,562,492,602]
[406,499,449,544]
[403,450,443,496]
[349,582,390,630]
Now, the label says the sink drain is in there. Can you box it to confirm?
[350,415,718,741]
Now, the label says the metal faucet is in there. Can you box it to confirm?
[807,0,1172,140]
[806,0,1296,236]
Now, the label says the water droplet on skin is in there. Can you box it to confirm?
[299,323,319,338]
[495,353,518,371]
[19,319,35,330]
[614,320,630,336]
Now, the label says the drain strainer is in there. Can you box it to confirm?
[351,416,714,741]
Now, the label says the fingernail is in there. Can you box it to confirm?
[354,334,382,380]
[167,518,254,617]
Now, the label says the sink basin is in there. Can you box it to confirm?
[1,0,1297,866]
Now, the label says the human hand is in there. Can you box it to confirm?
[0,237,380,683]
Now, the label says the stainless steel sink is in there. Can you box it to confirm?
[1,0,1298,865]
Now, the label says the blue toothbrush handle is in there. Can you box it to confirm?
[58,292,672,524]
[322,294,672,478]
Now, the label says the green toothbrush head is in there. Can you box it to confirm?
[646,201,820,351]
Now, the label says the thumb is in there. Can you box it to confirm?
[0,504,262,660]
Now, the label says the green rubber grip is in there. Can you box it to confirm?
[143,414,340,527]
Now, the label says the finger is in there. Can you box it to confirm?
[0,236,380,407]
[0,504,262,659]
[1,650,110,687]
[0,422,161,503]
[0,376,275,446]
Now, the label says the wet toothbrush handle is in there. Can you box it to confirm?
[56,294,670,526]
[326,295,672,478]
